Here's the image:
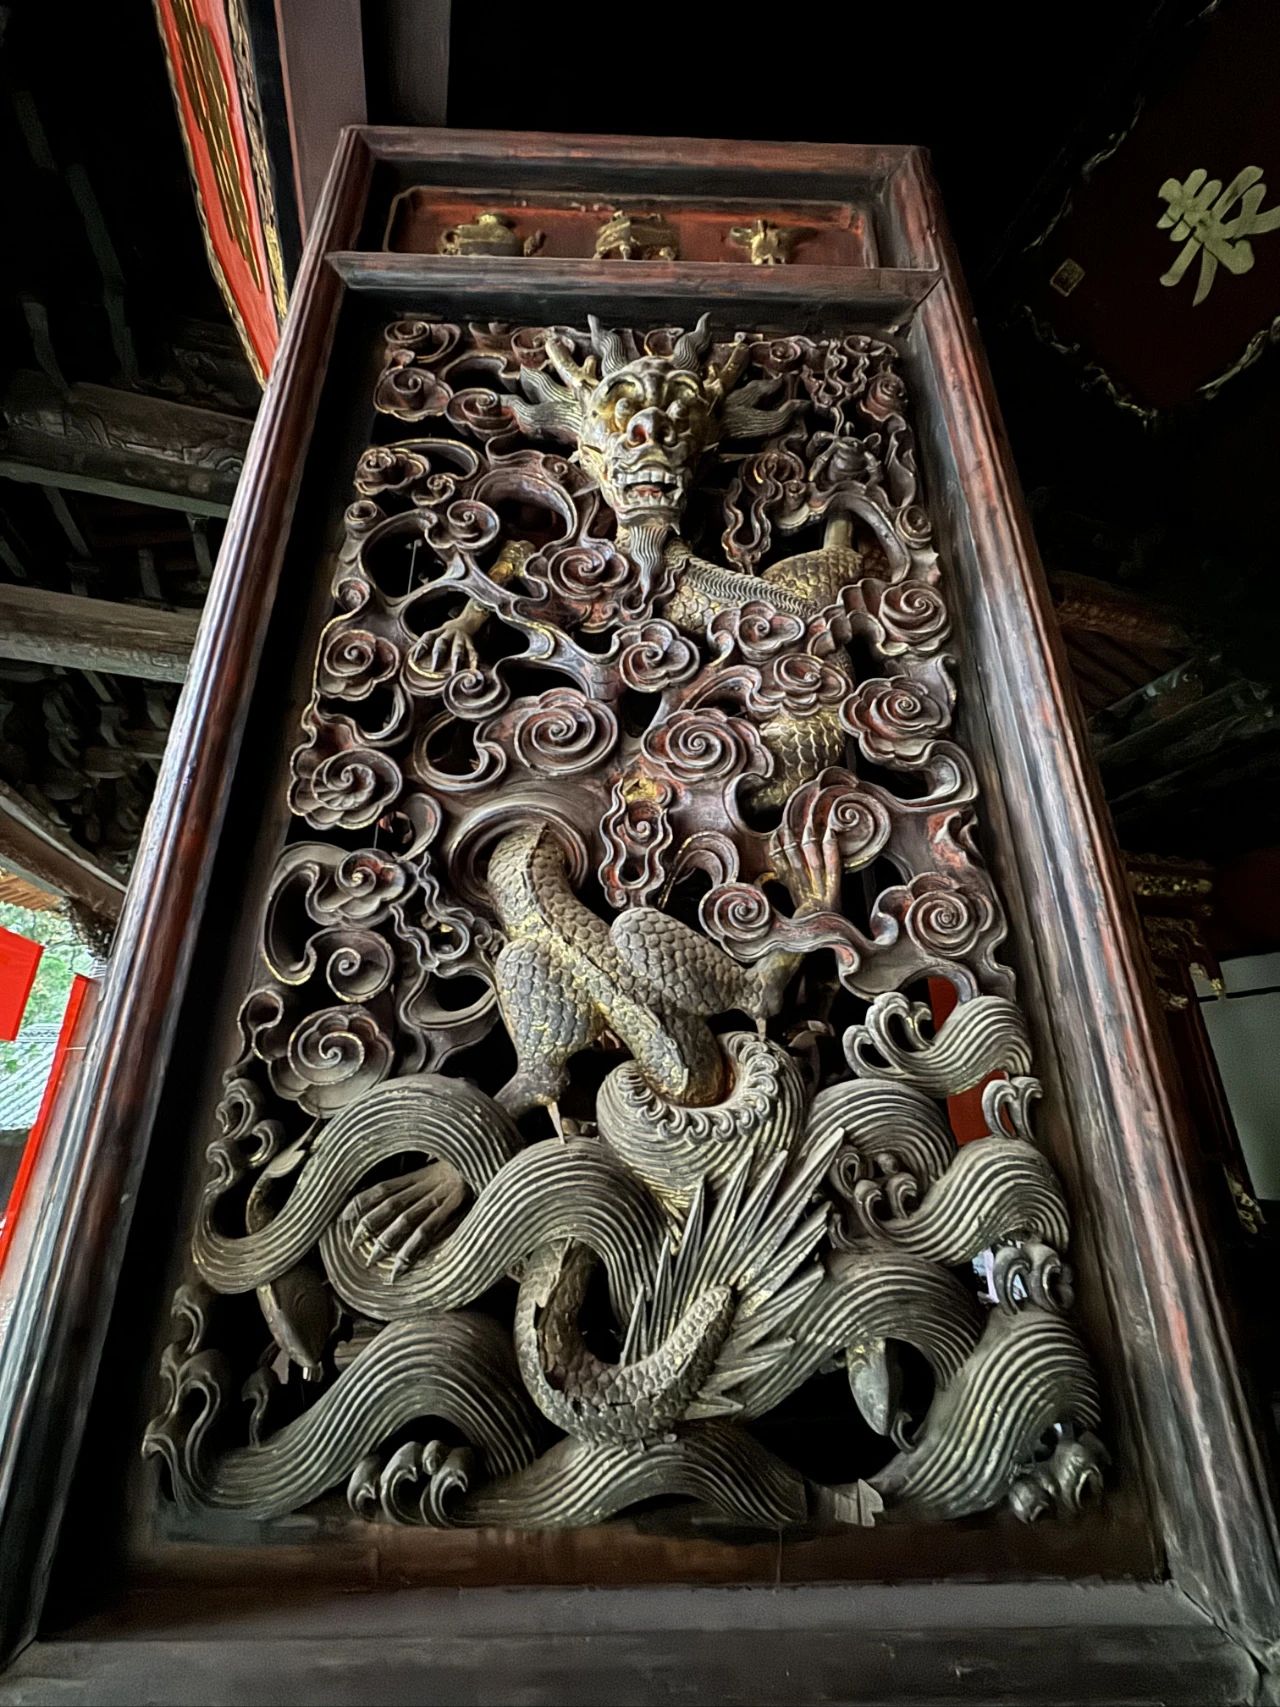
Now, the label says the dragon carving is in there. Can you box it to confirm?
[144,312,1104,1536]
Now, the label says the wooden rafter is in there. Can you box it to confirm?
[0,778,125,919]
[0,583,198,683]
[0,871,62,912]
[0,372,250,519]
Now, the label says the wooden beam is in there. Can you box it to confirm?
[0,1586,1256,1707]
[0,584,198,683]
[274,0,366,232]
[360,125,905,186]
[42,488,90,558]
[372,0,450,128]
[0,372,250,518]
[0,779,125,920]
[327,253,939,328]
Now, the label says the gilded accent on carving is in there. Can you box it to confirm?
[593,210,679,260]
[144,311,1102,1536]
[728,218,805,265]
[438,210,545,258]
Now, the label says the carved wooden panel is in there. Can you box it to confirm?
[144,306,1102,1536]
[7,133,1275,1701]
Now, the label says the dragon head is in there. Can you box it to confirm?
[511,315,798,537]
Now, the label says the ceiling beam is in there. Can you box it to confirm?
[0,371,250,518]
[0,583,199,683]
[0,779,125,920]
[274,0,367,233]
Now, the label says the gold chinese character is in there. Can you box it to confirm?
[1157,166,1280,306]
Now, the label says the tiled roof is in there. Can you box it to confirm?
[0,1022,62,1134]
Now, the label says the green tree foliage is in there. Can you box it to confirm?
[0,902,97,1078]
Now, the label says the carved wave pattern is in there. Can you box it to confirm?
[144,315,1102,1539]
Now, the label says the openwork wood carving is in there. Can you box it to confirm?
[144,313,1104,1534]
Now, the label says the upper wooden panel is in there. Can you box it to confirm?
[355,127,908,265]
[382,184,877,265]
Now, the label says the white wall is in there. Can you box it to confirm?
[1196,952,1280,1200]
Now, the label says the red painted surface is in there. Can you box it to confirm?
[0,926,43,1042]
[155,0,279,376]
[928,976,996,1144]
[0,973,92,1273]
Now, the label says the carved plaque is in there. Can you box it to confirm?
[144,311,1102,1534]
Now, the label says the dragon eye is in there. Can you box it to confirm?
[614,395,637,424]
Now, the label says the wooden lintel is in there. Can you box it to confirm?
[325,252,939,328]
[0,372,251,518]
[0,778,125,920]
[0,584,199,683]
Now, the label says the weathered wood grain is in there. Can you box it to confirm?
[0,584,198,682]
[0,778,125,919]
[274,0,366,231]
[327,252,937,327]
[0,1584,1256,1707]
[362,124,904,184]
[0,373,249,518]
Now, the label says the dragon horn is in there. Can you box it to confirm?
[671,312,715,372]
[543,330,595,393]
[588,314,630,378]
[705,336,750,403]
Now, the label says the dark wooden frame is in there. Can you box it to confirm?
[0,129,1275,1704]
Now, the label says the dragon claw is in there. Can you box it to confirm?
[344,1160,469,1272]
